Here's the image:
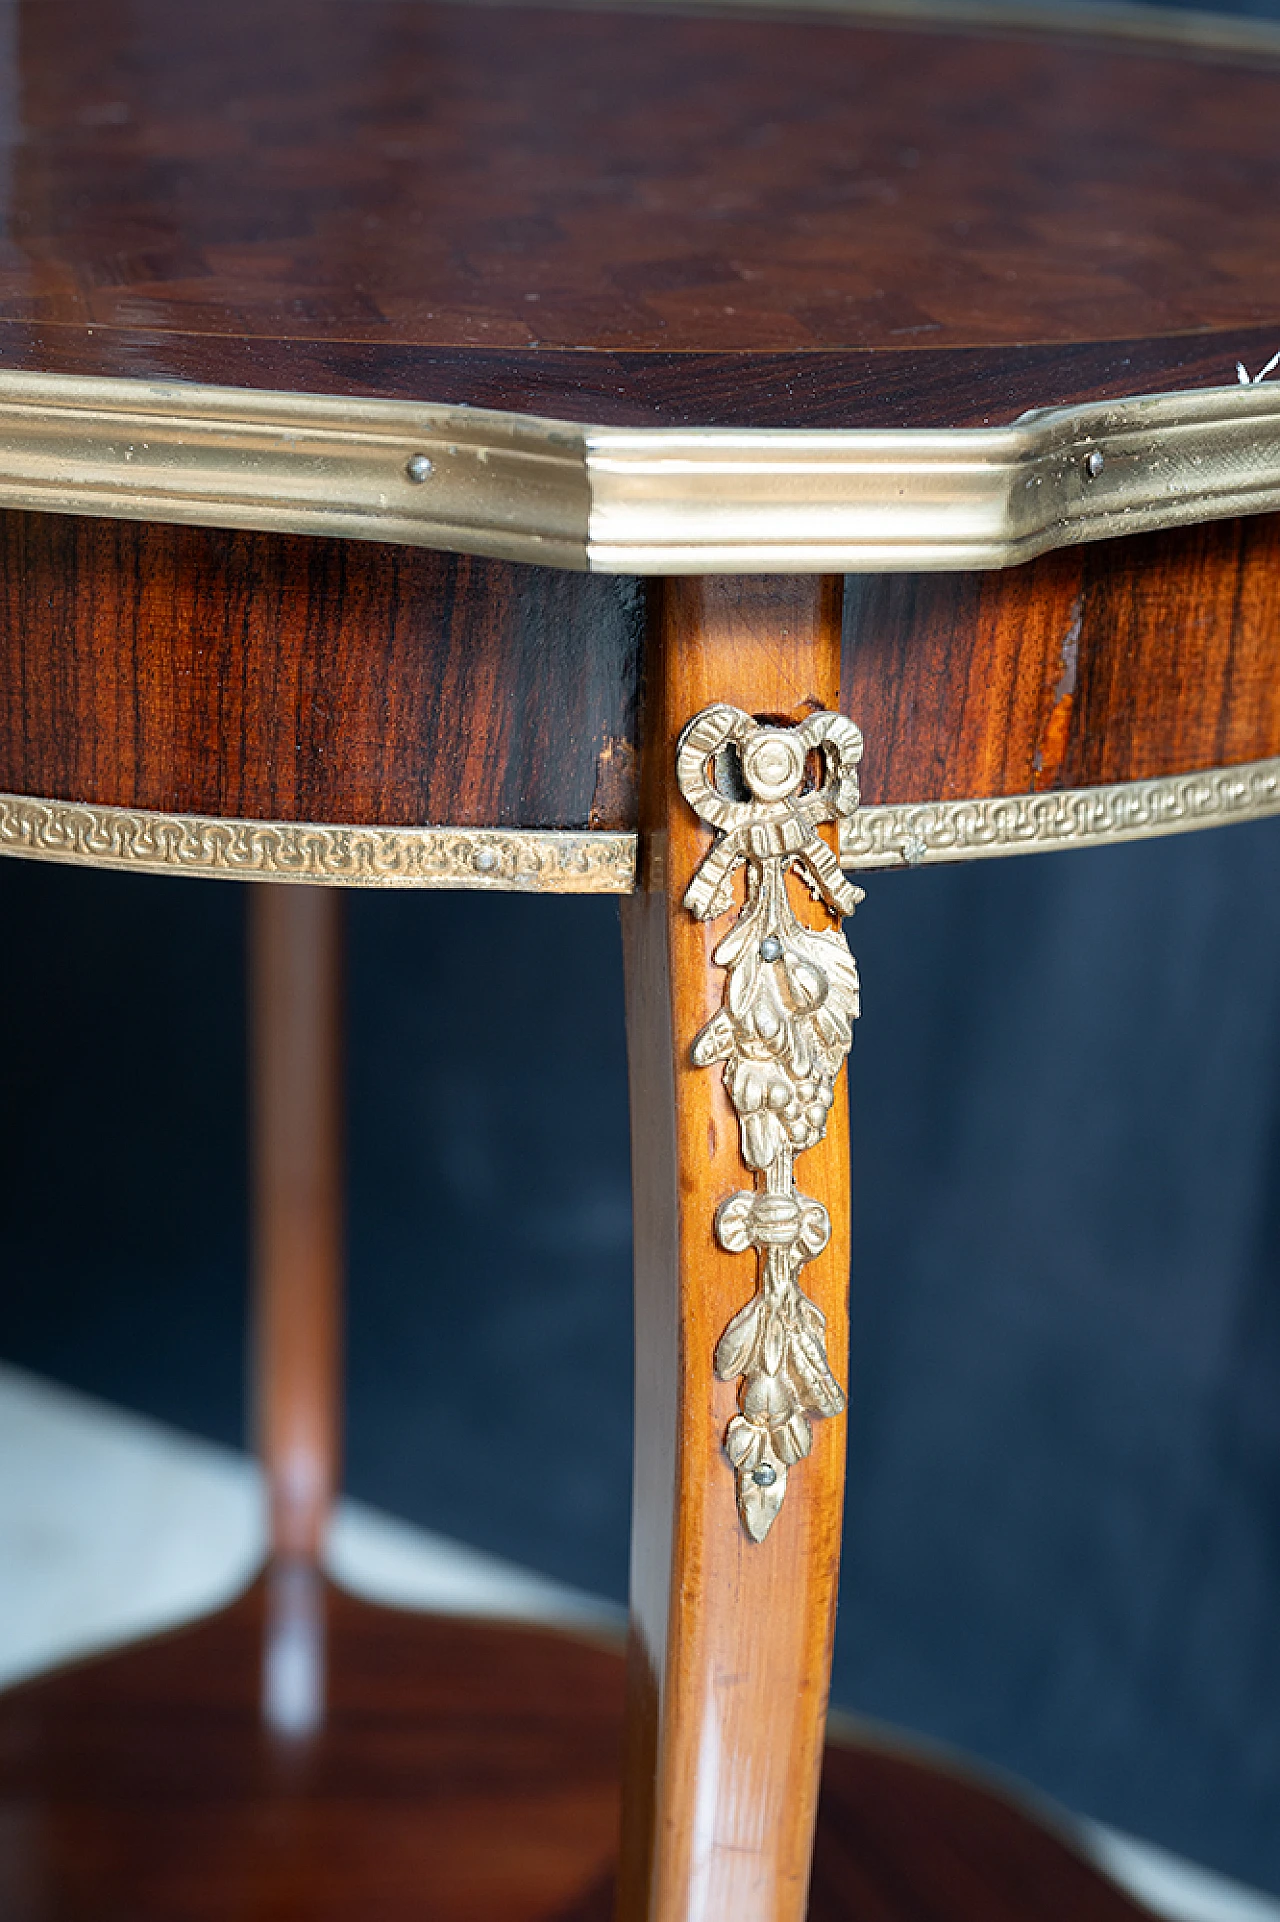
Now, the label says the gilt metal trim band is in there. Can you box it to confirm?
[0,793,634,893]
[3,754,1280,891]
[679,704,864,1541]
[840,756,1280,868]
[0,369,1279,572]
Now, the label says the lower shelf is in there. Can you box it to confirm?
[0,1576,1149,1921]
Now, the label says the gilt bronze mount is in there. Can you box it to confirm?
[678,702,864,1540]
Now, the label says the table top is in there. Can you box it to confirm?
[2,0,1280,570]
[6,0,1280,428]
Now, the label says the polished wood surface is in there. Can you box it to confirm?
[0,1585,624,1922]
[3,0,1280,426]
[250,886,347,1741]
[0,511,642,828]
[0,1583,1153,1922]
[813,1736,1150,1922]
[620,578,850,1922]
[5,504,1280,828]
[251,886,344,1563]
[843,512,1280,805]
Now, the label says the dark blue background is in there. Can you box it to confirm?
[3,807,1280,1886]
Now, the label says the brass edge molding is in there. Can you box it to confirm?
[0,371,591,569]
[842,756,1280,869]
[583,385,1280,572]
[678,704,863,1541]
[0,793,635,893]
[1,370,1280,571]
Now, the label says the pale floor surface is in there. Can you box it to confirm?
[1,1360,1276,1922]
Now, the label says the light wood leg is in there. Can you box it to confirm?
[618,577,853,1922]
[248,883,345,1735]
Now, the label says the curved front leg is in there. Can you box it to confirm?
[618,577,860,1922]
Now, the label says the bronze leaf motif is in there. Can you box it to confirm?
[677,703,864,1541]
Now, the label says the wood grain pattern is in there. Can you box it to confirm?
[6,505,1280,833]
[2,0,1280,426]
[0,510,643,829]
[843,512,1280,806]
[619,577,850,1922]
[3,324,1279,433]
[0,1583,1153,1922]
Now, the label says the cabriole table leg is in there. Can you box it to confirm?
[618,577,858,1922]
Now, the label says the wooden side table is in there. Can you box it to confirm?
[2,2,1280,1916]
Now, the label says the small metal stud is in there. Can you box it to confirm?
[751,1464,777,1487]
[405,452,434,483]
[1084,449,1105,480]
[759,936,783,962]
[472,846,498,872]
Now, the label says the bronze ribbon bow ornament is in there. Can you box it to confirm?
[677,704,865,1541]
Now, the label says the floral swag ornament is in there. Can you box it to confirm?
[677,703,864,1541]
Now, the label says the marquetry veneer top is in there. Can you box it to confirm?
[6,0,1280,430]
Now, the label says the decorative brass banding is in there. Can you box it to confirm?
[3,756,1280,892]
[840,757,1280,868]
[0,370,1279,573]
[0,794,635,894]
